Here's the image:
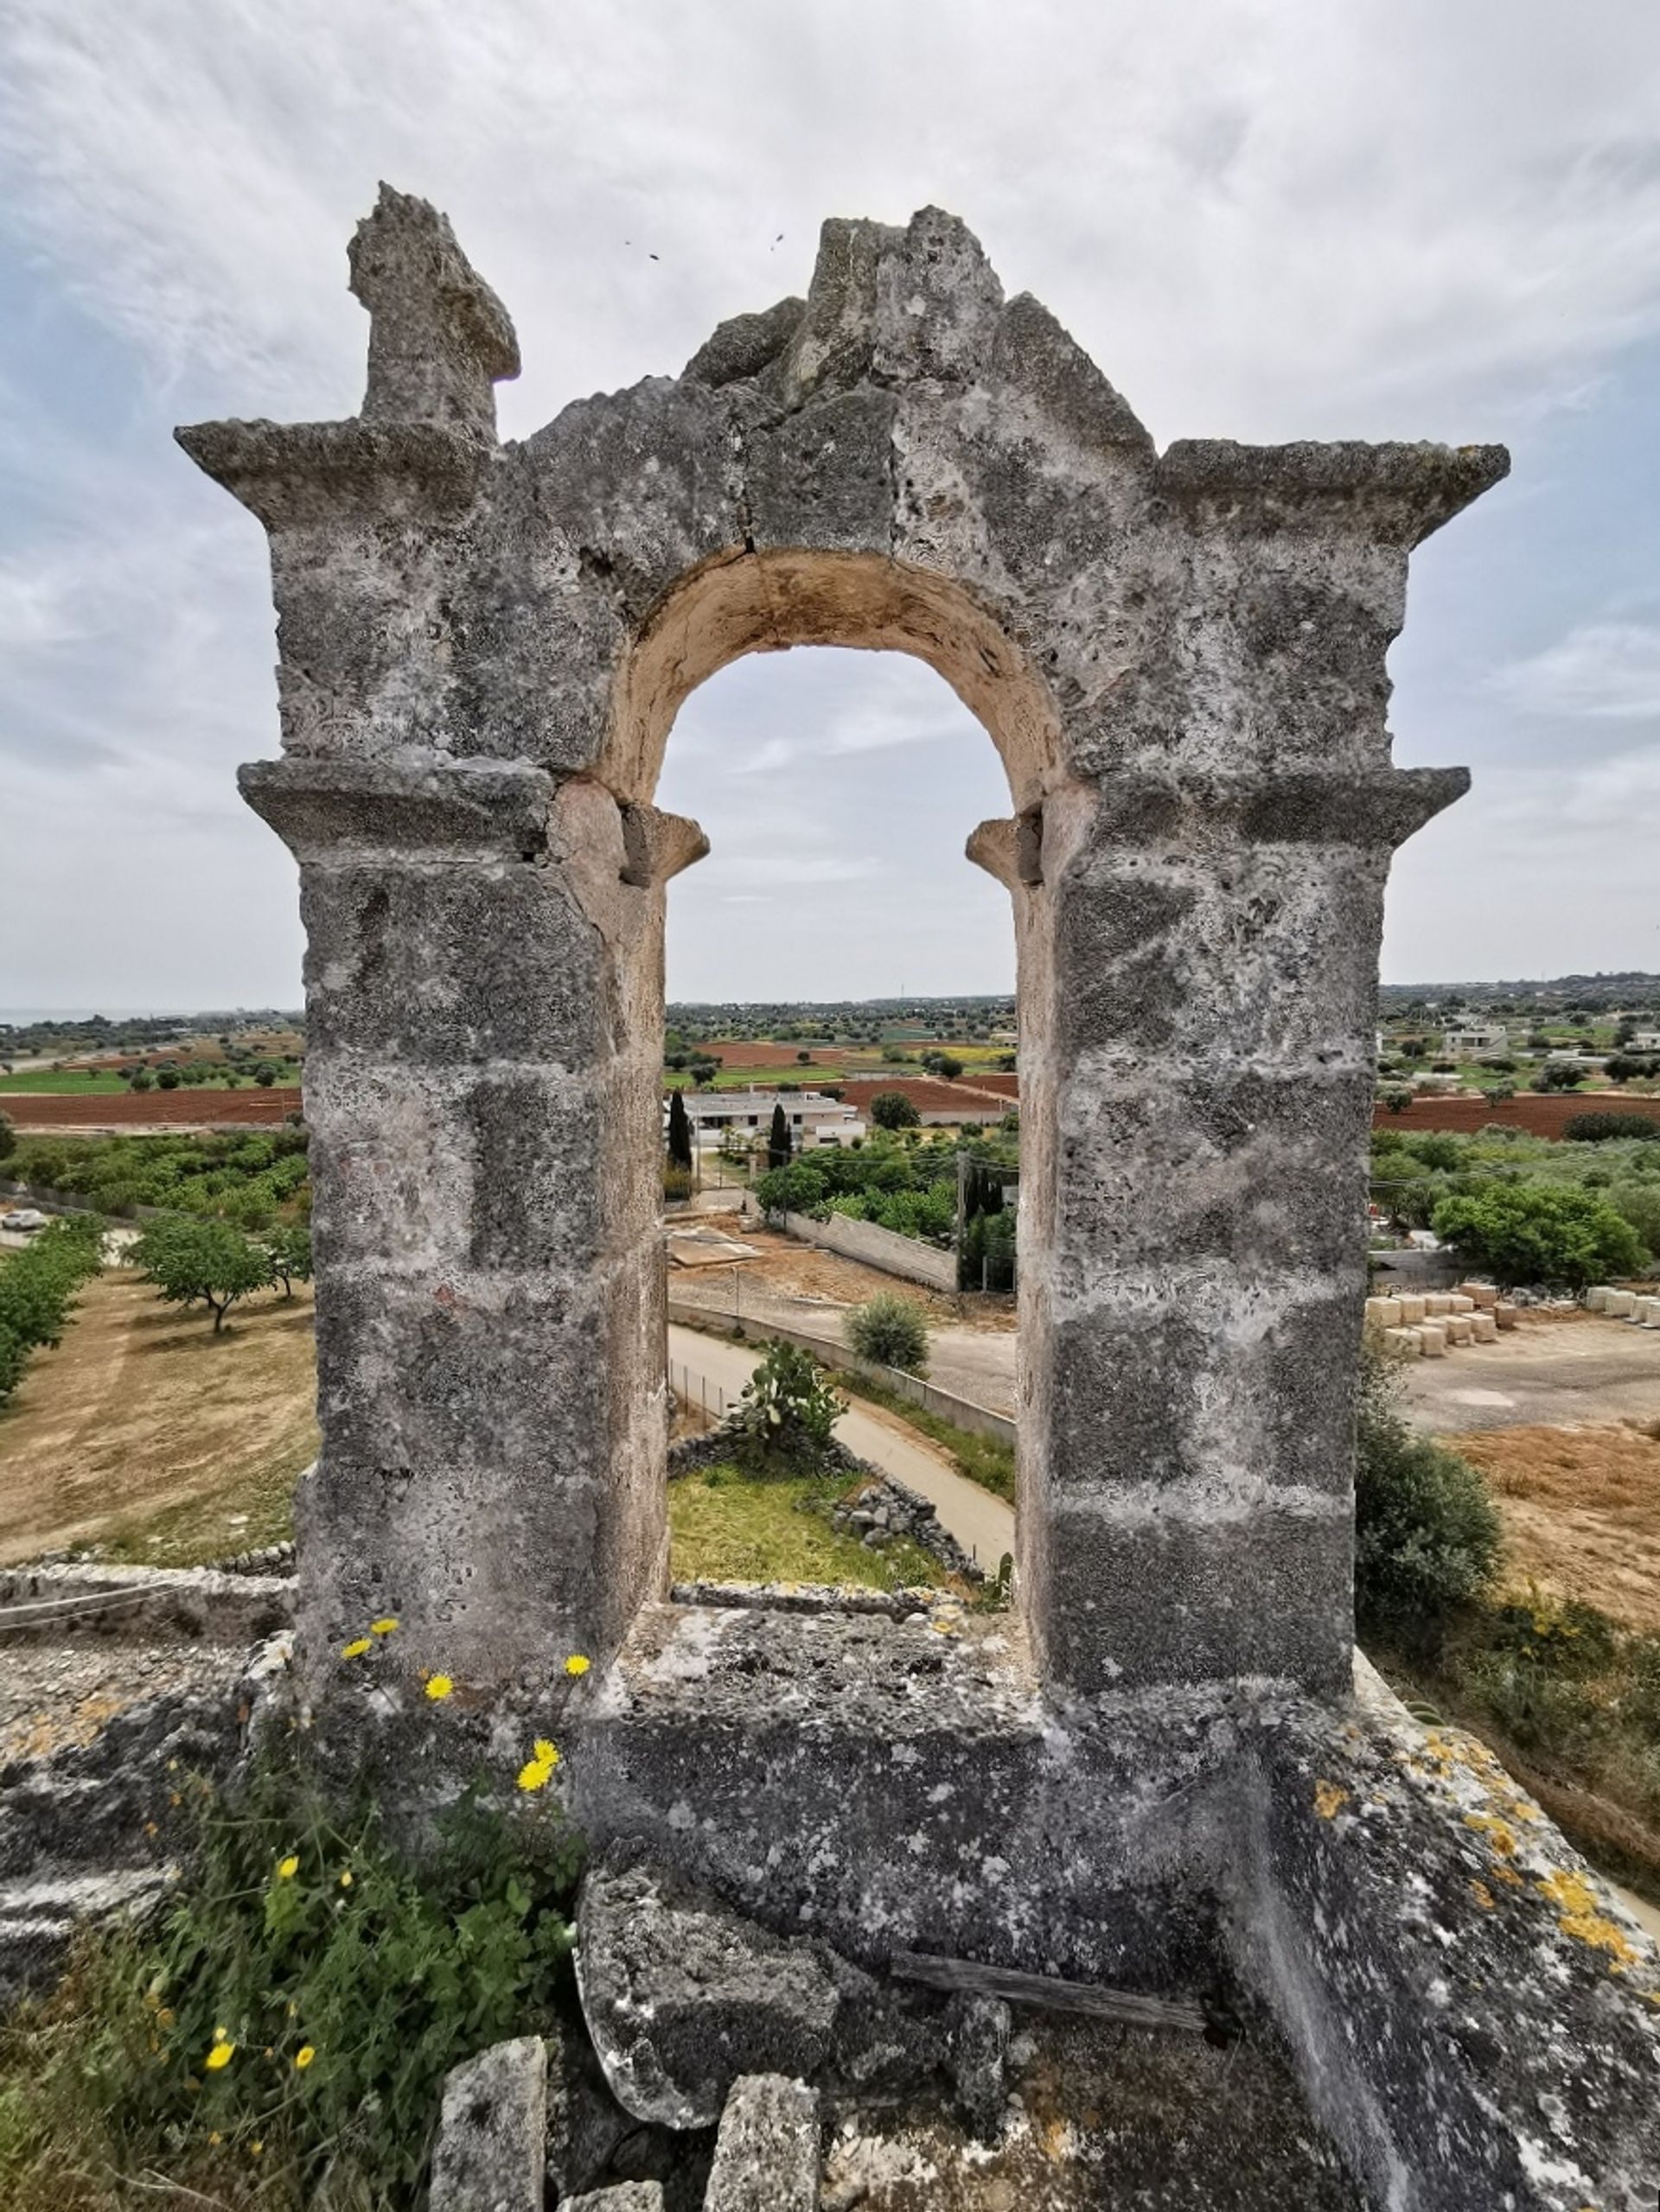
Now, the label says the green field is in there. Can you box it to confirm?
[667,1459,944,1589]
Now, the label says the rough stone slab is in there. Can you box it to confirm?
[575,1842,839,2127]
[943,1992,1012,2139]
[0,1867,170,2011]
[559,2188,664,2211]
[704,2075,820,2212]
[429,2035,547,2212]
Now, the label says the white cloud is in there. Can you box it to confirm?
[3,1,1660,1000]
[1482,622,1660,721]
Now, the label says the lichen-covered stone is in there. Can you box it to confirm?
[574,1844,838,2128]
[703,2075,820,2211]
[429,2035,547,2212]
[559,2187,664,2212]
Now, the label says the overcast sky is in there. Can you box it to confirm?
[2,2,1658,1013]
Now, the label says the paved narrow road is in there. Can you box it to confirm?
[666,1323,1016,1571]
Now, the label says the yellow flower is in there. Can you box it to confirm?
[424,1673,455,1701]
[338,1869,353,1888]
[516,1736,562,1791]
[370,1616,399,1635]
[208,2131,221,2146]
[249,2141,264,2158]
[205,2037,235,2071]
[295,2044,316,2070]
[565,1654,591,1677]
[276,1854,299,1880]
[341,1637,372,1660]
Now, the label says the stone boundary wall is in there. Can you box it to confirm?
[0,1562,294,1644]
[776,1208,958,1292]
[665,1300,1015,1445]
[0,1178,172,1223]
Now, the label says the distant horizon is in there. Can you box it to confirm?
[8,968,1660,1030]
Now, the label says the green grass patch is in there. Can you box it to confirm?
[832,1372,1015,1504]
[668,1459,943,1590]
[0,1069,131,1093]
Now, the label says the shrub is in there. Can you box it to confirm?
[662,1162,694,1202]
[0,1111,13,1163]
[870,1091,921,1131]
[1532,1061,1585,1093]
[722,1340,842,1469]
[1432,1182,1649,1289]
[753,1162,829,1219]
[1355,1354,1501,1645]
[846,1292,930,1374]
[0,1741,578,2209]
[1561,1111,1660,1144]
[1381,1088,1413,1114]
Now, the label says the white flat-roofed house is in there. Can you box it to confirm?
[1629,1030,1660,1053]
[1443,1024,1508,1056]
[666,1087,865,1149]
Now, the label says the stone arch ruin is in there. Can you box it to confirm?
[181,190,1660,2208]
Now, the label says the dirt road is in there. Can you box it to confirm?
[1401,1311,1660,1433]
[668,1213,1018,1412]
[667,1323,1016,1571]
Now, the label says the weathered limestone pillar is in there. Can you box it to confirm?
[181,190,706,1689]
[238,760,701,1686]
[974,445,1498,1699]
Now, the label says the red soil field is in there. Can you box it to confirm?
[0,1087,303,1131]
[840,1077,1010,1118]
[1370,1091,1660,1140]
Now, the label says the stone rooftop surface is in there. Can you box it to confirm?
[820,2013,1364,2211]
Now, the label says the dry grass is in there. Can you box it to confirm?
[0,1270,318,1565]
[1452,1419,1660,1634]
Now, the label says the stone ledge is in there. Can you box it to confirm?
[1078,764,1471,850]
[240,753,558,858]
[175,416,490,526]
[1155,438,1510,545]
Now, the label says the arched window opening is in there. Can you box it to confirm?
[654,645,1021,1596]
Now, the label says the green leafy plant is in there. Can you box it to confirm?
[1561,1111,1660,1144]
[869,1090,921,1131]
[722,1339,842,1469]
[0,1214,105,1409]
[1355,1351,1501,1647]
[1432,1181,1649,1290]
[130,1217,275,1332]
[0,1730,579,2211]
[263,1225,314,1299]
[846,1292,930,1374]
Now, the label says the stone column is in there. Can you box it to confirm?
[242,757,704,1691]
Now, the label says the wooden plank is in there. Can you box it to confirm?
[888,1950,1209,2034]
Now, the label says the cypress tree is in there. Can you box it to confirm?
[667,1088,693,1170]
[768,1102,793,1170]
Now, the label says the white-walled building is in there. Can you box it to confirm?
[666,1088,865,1149]
[1442,1024,1508,1056]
